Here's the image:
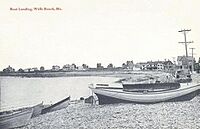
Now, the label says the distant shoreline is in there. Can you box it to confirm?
[0,70,140,78]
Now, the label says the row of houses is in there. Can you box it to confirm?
[51,64,89,71]
[96,57,196,71]
[96,61,135,70]
[1,64,89,73]
[136,60,174,71]
[29,64,90,72]
[2,56,197,73]
[96,61,134,70]
[136,56,196,72]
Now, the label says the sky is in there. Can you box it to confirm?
[0,0,200,70]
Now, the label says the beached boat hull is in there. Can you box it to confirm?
[90,83,200,104]
[31,102,43,118]
[0,102,43,118]
[0,108,33,129]
[42,96,70,114]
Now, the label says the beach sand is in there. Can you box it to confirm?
[20,97,200,129]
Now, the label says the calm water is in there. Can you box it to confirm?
[0,76,121,111]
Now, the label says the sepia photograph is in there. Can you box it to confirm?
[0,0,200,128]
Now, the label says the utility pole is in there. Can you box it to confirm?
[190,48,195,72]
[190,48,195,58]
[178,29,193,57]
[172,57,176,71]
[178,29,193,70]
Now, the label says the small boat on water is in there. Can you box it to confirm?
[0,108,33,129]
[89,82,200,104]
[41,96,70,114]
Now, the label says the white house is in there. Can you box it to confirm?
[52,65,60,71]
[62,64,77,71]
[156,62,164,70]
[177,56,194,71]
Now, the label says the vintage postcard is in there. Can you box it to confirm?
[0,0,200,128]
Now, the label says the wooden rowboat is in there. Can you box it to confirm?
[0,108,33,129]
[42,96,70,114]
[90,83,200,104]
[0,102,44,119]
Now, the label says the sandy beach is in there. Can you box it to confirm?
[20,97,200,129]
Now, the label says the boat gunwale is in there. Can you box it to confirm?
[42,96,70,112]
[91,83,200,95]
[0,108,33,121]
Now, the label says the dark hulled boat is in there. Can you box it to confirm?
[41,96,70,114]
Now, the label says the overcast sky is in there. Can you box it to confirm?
[0,0,199,70]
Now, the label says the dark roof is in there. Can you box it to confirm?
[163,60,173,65]
[177,56,194,61]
